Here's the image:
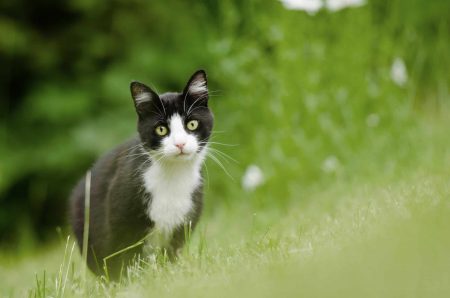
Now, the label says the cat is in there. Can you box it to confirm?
[69,70,213,280]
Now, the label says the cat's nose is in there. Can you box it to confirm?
[175,143,185,151]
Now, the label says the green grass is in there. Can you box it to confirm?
[1,112,449,297]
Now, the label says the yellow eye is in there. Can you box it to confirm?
[155,125,168,136]
[187,120,199,131]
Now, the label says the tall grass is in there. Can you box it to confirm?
[81,171,91,287]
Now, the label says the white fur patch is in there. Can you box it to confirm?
[135,93,151,104]
[188,79,207,95]
[142,114,206,238]
[142,157,203,236]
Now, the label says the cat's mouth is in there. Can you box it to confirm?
[175,151,194,159]
[175,147,197,158]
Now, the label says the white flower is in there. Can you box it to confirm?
[280,0,366,14]
[390,57,408,87]
[321,156,340,174]
[366,113,380,128]
[242,165,265,191]
[280,0,323,15]
[326,0,366,12]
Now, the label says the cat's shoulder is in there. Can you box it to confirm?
[89,136,142,173]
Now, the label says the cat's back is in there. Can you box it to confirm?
[69,137,142,247]
[70,136,141,199]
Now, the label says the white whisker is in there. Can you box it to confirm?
[202,160,210,190]
[207,147,238,164]
[207,152,234,181]
[183,88,190,114]
[120,143,144,155]
[186,106,209,117]
[200,141,239,147]
[186,94,209,116]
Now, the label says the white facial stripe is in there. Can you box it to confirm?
[160,113,199,158]
[169,114,187,142]
[189,80,207,94]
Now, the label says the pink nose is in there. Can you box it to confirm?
[175,143,185,150]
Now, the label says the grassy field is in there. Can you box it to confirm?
[1,111,449,297]
[1,1,449,297]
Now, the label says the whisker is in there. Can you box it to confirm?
[202,134,226,144]
[124,144,148,157]
[198,133,225,143]
[207,147,238,164]
[202,160,210,191]
[127,154,150,163]
[207,90,222,95]
[120,143,144,155]
[186,106,209,117]
[183,89,190,114]
[132,156,152,177]
[148,84,166,116]
[200,141,239,147]
[206,152,234,181]
[150,152,167,165]
[152,101,166,118]
[150,110,165,120]
[186,94,209,116]
[119,148,148,162]
[124,153,148,157]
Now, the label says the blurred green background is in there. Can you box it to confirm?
[0,0,449,296]
[0,0,448,246]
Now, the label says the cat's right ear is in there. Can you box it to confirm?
[130,81,160,118]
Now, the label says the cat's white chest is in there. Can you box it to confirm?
[142,161,201,235]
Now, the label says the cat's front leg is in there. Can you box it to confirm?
[166,225,191,261]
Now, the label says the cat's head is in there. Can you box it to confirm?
[130,70,213,163]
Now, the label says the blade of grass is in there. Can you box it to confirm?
[82,170,92,289]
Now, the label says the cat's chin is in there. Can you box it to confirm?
[173,153,196,161]
[163,152,196,163]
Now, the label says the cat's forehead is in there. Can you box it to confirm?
[159,92,189,117]
[160,92,182,103]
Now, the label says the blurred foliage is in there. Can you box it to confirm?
[0,0,448,247]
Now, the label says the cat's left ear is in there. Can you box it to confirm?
[183,70,208,105]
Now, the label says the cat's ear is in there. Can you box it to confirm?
[130,81,161,117]
[183,70,208,104]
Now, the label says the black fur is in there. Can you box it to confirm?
[69,70,213,280]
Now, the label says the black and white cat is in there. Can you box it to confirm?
[70,70,213,280]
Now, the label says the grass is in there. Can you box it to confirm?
[1,111,449,297]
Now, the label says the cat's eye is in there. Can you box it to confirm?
[186,120,199,131]
[155,125,168,136]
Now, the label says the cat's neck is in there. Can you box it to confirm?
[141,148,207,234]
